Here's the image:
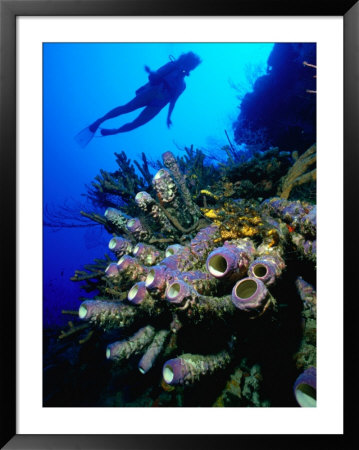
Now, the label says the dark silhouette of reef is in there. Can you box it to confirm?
[233,43,316,154]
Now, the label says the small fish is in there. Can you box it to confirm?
[286,224,295,233]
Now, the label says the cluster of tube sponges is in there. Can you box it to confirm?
[83,163,316,402]
[78,219,287,387]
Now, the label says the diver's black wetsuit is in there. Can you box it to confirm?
[95,53,199,135]
[95,70,186,135]
[75,52,201,146]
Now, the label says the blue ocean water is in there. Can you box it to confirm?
[43,42,274,327]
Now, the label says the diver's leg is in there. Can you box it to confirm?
[90,90,158,132]
[101,105,163,135]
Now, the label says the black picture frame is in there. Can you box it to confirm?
[1,0,357,448]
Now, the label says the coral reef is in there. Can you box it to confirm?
[233,43,316,153]
[214,147,293,200]
[279,144,316,200]
[67,148,316,408]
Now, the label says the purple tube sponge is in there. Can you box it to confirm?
[162,350,231,386]
[145,265,167,291]
[261,198,316,239]
[206,247,237,279]
[135,191,174,234]
[293,366,316,407]
[134,191,154,210]
[165,244,185,257]
[296,276,316,316]
[108,236,133,258]
[78,300,123,321]
[180,270,218,295]
[152,168,178,204]
[78,300,136,329]
[117,254,135,271]
[300,206,316,237]
[145,265,179,295]
[127,281,150,305]
[231,277,275,318]
[138,329,169,374]
[104,262,119,278]
[126,217,150,241]
[133,242,162,265]
[106,325,156,362]
[166,280,196,305]
[165,283,235,323]
[159,246,195,271]
[291,233,316,262]
[104,207,130,232]
[248,254,285,286]
[117,255,149,282]
[190,225,220,259]
[206,240,254,282]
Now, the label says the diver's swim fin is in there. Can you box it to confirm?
[74,126,96,148]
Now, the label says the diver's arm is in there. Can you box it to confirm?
[166,100,176,128]
[167,84,186,127]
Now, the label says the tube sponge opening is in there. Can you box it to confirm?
[154,169,166,180]
[118,255,126,265]
[208,254,228,276]
[145,270,155,287]
[253,264,268,278]
[167,282,181,299]
[108,238,117,250]
[78,305,88,319]
[235,279,257,299]
[295,383,316,407]
[163,365,174,384]
[128,284,139,300]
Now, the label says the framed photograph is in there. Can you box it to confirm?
[1,0,356,448]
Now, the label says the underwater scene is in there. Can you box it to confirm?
[43,43,316,408]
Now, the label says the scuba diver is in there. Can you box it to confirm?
[75,52,201,147]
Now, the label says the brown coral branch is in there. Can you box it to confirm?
[71,271,104,281]
[162,151,202,220]
[58,323,90,340]
[158,203,201,234]
[79,329,95,345]
[148,237,175,244]
[80,211,107,226]
[303,61,317,69]
[279,144,316,199]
